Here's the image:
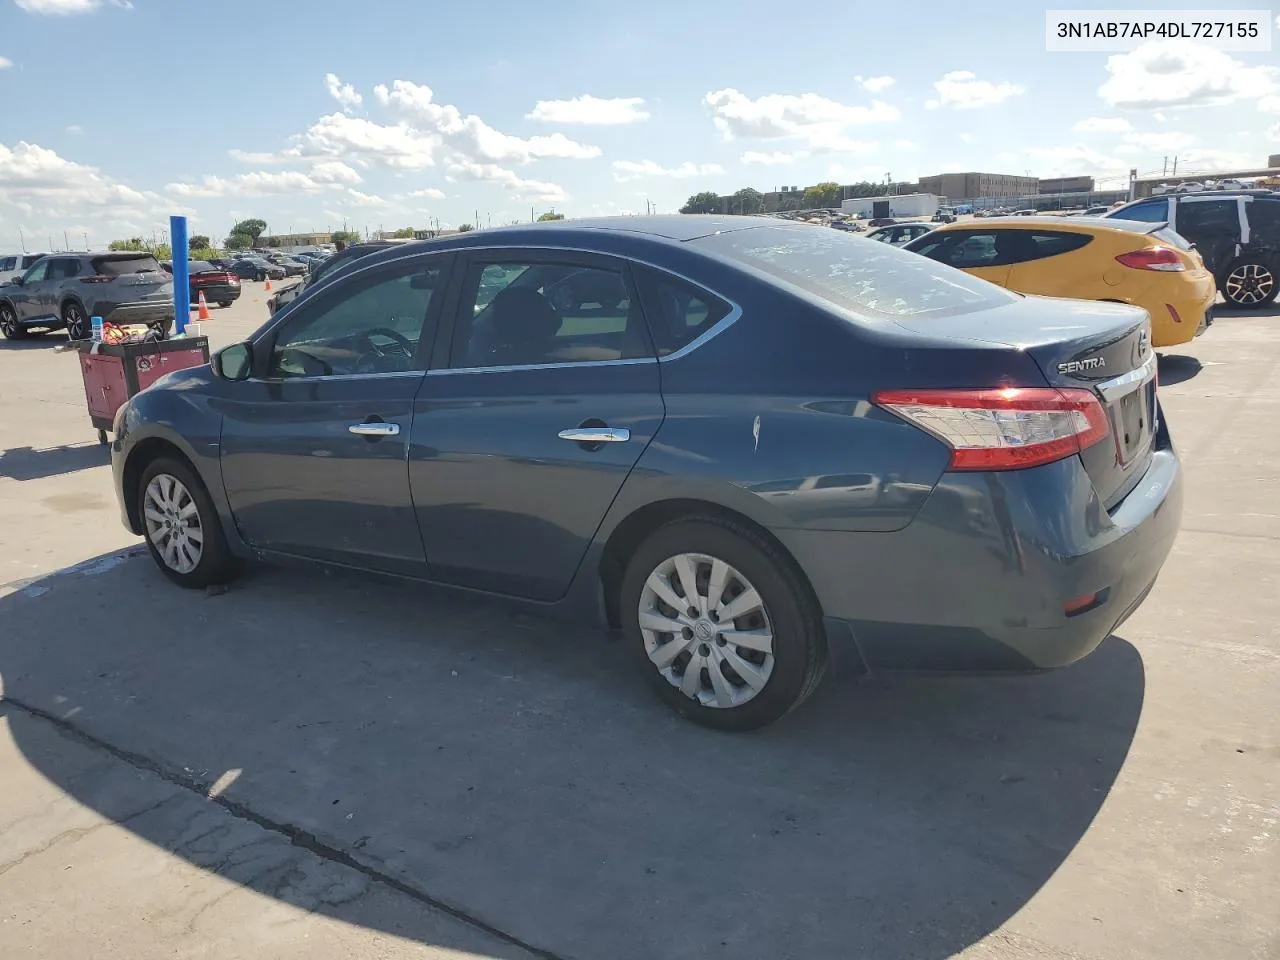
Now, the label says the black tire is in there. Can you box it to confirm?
[137,455,240,589]
[62,301,90,340]
[1221,259,1278,309]
[620,516,828,732]
[218,301,232,309]
[0,303,27,340]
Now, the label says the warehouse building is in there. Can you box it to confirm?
[840,193,940,219]
[1039,175,1095,194]
[917,172,1039,200]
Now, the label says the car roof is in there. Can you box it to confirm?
[511,215,767,242]
[928,215,1162,234]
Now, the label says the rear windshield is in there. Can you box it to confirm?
[21,255,45,268]
[695,225,1014,319]
[187,261,215,273]
[91,254,164,275]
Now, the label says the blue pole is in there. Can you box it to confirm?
[170,215,189,336]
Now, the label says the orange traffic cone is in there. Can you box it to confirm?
[263,275,272,292]
[197,290,211,321]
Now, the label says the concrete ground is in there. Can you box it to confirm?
[0,282,1277,960]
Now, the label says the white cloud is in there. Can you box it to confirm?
[892,139,918,151]
[1021,145,1129,179]
[959,132,974,143]
[345,189,386,207]
[0,140,172,237]
[166,163,362,198]
[375,80,600,163]
[65,124,83,134]
[1099,39,1278,109]
[995,150,1019,164]
[740,150,803,165]
[1073,116,1133,133]
[1269,122,1280,142]
[1154,111,1167,122]
[1259,96,1280,115]
[703,87,897,153]
[925,70,1024,109]
[526,95,649,125]
[286,113,439,169]
[611,159,724,182]
[1122,130,1196,151]
[14,0,129,12]
[324,73,363,113]
[0,57,12,69]
[857,75,895,93]
[445,160,567,202]
[407,187,446,200]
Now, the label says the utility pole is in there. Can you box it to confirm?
[63,230,70,251]
[1171,156,1178,175]
[82,232,89,249]
[1162,156,1168,176]
[18,228,26,253]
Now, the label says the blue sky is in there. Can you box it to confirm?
[1,0,1277,247]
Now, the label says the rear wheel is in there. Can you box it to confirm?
[218,301,232,308]
[621,517,828,731]
[0,303,26,340]
[1222,260,1277,309]
[62,301,90,340]
[138,456,239,588]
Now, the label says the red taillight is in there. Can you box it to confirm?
[872,387,1110,471]
[1115,246,1184,272]
[79,275,112,284]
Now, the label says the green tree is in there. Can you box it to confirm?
[225,218,267,250]
[389,227,417,238]
[729,188,763,215]
[188,234,211,250]
[679,191,721,214]
[330,230,360,246]
[456,223,475,233]
[108,238,145,251]
[803,181,841,209]
[537,210,565,222]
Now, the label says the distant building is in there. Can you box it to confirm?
[1039,175,1095,194]
[256,232,332,250]
[841,193,940,218]
[917,172,1039,200]
[1270,154,1280,168]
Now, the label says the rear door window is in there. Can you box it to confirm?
[1113,199,1170,223]
[1026,232,1093,260]
[697,224,1014,318]
[635,270,732,356]
[45,258,81,280]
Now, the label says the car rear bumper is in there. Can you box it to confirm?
[103,301,175,329]
[1146,274,1217,347]
[780,434,1183,673]
[195,284,241,303]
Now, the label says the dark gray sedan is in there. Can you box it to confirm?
[110,217,1182,730]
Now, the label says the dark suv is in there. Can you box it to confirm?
[1106,191,1279,309]
[0,251,174,340]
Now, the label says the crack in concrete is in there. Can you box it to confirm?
[3,695,563,960]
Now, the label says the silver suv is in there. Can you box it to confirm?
[0,251,175,340]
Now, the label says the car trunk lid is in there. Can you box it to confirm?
[891,295,1157,510]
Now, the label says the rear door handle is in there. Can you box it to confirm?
[349,422,400,437]
[558,427,630,443]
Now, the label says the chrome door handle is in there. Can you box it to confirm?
[558,427,630,443]
[349,422,400,437]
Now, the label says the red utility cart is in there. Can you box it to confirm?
[76,336,210,444]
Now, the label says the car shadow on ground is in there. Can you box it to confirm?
[0,442,109,481]
[0,550,1146,960]
[1156,353,1203,385]
[0,333,71,350]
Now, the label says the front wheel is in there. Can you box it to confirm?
[138,456,240,588]
[1222,260,1278,309]
[218,301,233,309]
[0,303,26,340]
[621,517,828,731]
[62,301,90,340]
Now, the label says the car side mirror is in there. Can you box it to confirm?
[213,341,253,381]
[10,276,22,286]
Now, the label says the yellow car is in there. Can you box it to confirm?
[903,216,1216,347]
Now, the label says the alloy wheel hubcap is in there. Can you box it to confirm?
[638,552,775,709]
[1225,264,1274,305]
[0,307,14,335]
[143,474,204,574]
